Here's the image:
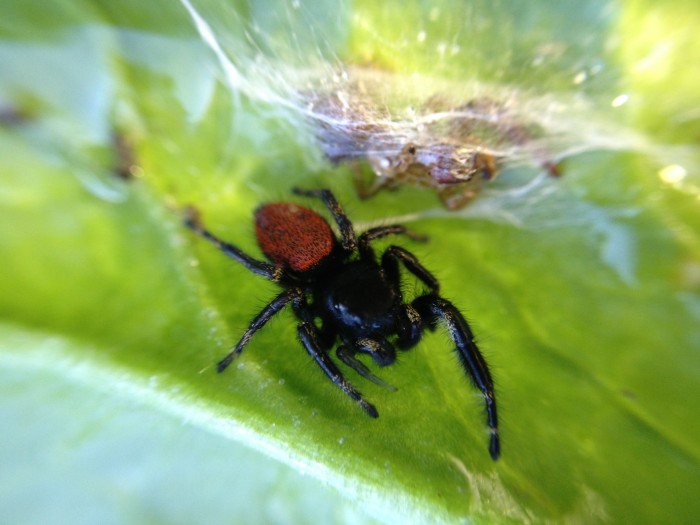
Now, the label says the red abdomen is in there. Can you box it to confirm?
[255,203,335,273]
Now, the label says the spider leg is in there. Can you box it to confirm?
[184,207,283,282]
[372,244,435,349]
[217,288,304,372]
[337,344,397,391]
[395,304,424,350]
[291,188,357,253]
[413,295,500,460]
[291,296,337,350]
[357,225,428,260]
[297,322,378,418]
[381,245,440,294]
[359,225,428,247]
[354,337,397,366]
[351,162,386,200]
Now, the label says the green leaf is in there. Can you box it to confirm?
[1,0,699,523]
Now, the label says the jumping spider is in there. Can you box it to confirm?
[185,188,500,459]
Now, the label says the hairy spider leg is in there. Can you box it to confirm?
[298,322,379,418]
[413,295,500,460]
[184,209,283,282]
[336,344,397,391]
[357,225,429,256]
[292,188,357,253]
[353,337,396,366]
[394,302,424,350]
[216,288,305,372]
[376,246,438,350]
[380,245,440,294]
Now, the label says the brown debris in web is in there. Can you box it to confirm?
[0,104,33,127]
[110,129,139,181]
[303,69,562,209]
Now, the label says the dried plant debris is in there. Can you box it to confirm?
[111,130,138,181]
[0,105,32,127]
[304,71,561,209]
